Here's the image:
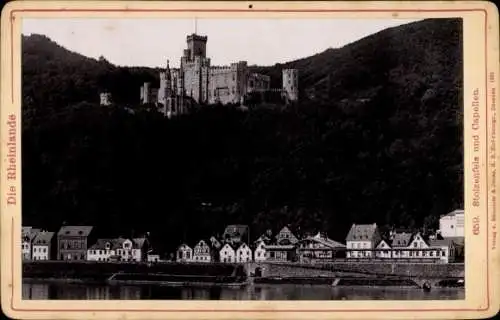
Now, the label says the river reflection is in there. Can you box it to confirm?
[22,280,464,300]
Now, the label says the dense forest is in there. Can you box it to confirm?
[21,18,463,255]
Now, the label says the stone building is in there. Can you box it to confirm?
[140,32,299,116]
[57,226,95,261]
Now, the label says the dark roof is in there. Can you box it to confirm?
[345,223,378,241]
[32,231,54,245]
[391,232,413,247]
[301,233,345,248]
[89,239,114,250]
[57,226,93,237]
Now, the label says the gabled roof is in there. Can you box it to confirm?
[195,239,210,247]
[57,226,93,237]
[236,242,252,251]
[345,223,378,242]
[376,239,391,248]
[32,231,55,245]
[301,233,346,249]
[220,243,238,251]
[391,232,413,247]
[275,226,299,244]
[112,237,129,249]
[177,243,193,250]
[89,239,114,250]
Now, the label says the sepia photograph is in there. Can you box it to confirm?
[20,15,465,301]
[1,1,499,319]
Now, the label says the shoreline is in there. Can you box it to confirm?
[23,277,464,289]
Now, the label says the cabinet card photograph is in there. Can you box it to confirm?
[1,1,499,319]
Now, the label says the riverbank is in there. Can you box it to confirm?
[23,261,464,288]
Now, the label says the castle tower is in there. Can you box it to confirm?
[282,69,299,103]
[186,34,207,61]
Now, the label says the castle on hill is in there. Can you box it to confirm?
[139,33,299,118]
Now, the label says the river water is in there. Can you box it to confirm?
[23,280,464,300]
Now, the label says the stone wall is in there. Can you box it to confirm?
[247,262,464,279]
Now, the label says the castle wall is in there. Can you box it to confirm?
[208,62,248,105]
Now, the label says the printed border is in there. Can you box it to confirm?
[2,1,497,317]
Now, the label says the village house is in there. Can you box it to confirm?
[427,238,457,263]
[32,231,56,261]
[265,226,300,262]
[236,243,252,262]
[87,239,116,262]
[345,223,382,259]
[192,240,214,263]
[254,241,267,262]
[275,226,299,245]
[438,209,464,238]
[390,232,413,258]
[375,239,392,259]
[297,232,346,263]
[176,243,193,262]
[219,243,237,263]
[22,227,41,261]
[57,226,95,261]
[113,238,149,262]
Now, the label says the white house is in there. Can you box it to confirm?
[193,240,213,263]
[254,241,267,262]
[176,243,193,262]
[428,239,457,263]
[297,232,346,263]
[87,239,115,262]
[345,223,381,258]
[390,232,413,258]
[375,239,392,258]
[219,243,236,263]
[32,231,55,260]
[439,209,464,237]
[112,238,148,262]
[407,232,430,258]
[22,227,41,261]
[236,243,252,262]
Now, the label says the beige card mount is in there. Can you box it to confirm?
[1,1,499,319]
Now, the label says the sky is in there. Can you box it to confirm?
[22,18,419,68]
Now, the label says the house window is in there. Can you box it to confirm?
[414,243,418,248]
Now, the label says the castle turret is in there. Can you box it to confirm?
[186,34,208,61]
[282,69,299,103]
